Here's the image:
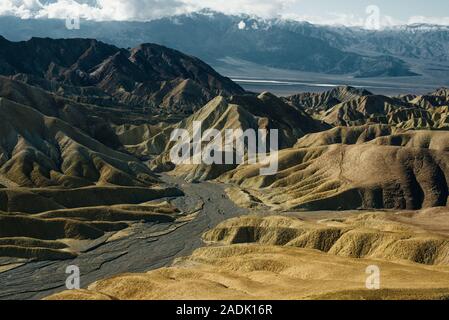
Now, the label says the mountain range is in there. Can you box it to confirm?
[2,11,449,79]
[0,35,449,300]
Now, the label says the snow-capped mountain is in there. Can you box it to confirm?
[0,10,448,77]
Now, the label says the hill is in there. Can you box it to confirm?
[0,37,244,114]
[145,92,329,181]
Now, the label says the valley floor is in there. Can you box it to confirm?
[214,57,449,96]
[0,175,247,300]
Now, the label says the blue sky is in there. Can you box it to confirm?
[1,0,448,26]
[284,0,449,26]
[291,0,449,20]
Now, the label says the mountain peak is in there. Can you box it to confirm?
[333,85,372,96]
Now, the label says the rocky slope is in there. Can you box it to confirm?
[145,92,329,181]
[285,86,373,115]
[287,86,449,129]
[0,37,244,114]
[0,97,158,188]
[219,127,449,211]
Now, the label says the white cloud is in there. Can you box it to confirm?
[0,0,45,19]
[283,13,364,27]
[0,0,187,21]
[0,0,448,27]
[182,0,295,19]
[408,16,449,26]
[0,0,295,20]
[283,12,402,29]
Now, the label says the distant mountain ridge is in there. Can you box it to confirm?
[0,36,244,114]
[286,85,449,129]
[0,12,431,78]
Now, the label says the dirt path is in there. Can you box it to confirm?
[0,175,248,300]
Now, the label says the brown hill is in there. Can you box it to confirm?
[294,124,397,148]
[0,97,159,188]
[203,213,449,265]
[288,86,449,129]
[0,37,244,114]
[146,92,329,181]
[321,95,444,128]
[0,200,181,260]
[219,129,449,211]
[295,124,449,151]
[0,76,128,147]
[285,86,372,115]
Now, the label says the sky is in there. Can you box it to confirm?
[1,0,449,27]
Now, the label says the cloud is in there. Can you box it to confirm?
[0,0,448,27]
[408,16,449,26]
[0,0,187,21]
[283,12,365,27]
[0,0,45,19]
[283,11,402,29]
[0,0,297,20]
[182,0,295,18]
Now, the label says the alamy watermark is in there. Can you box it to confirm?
[169,121,279,175]
[365,265,381,290]
[65,265,80,290]
[364,4,398,30]
[65,14,80,30]
[365,5,381,30]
